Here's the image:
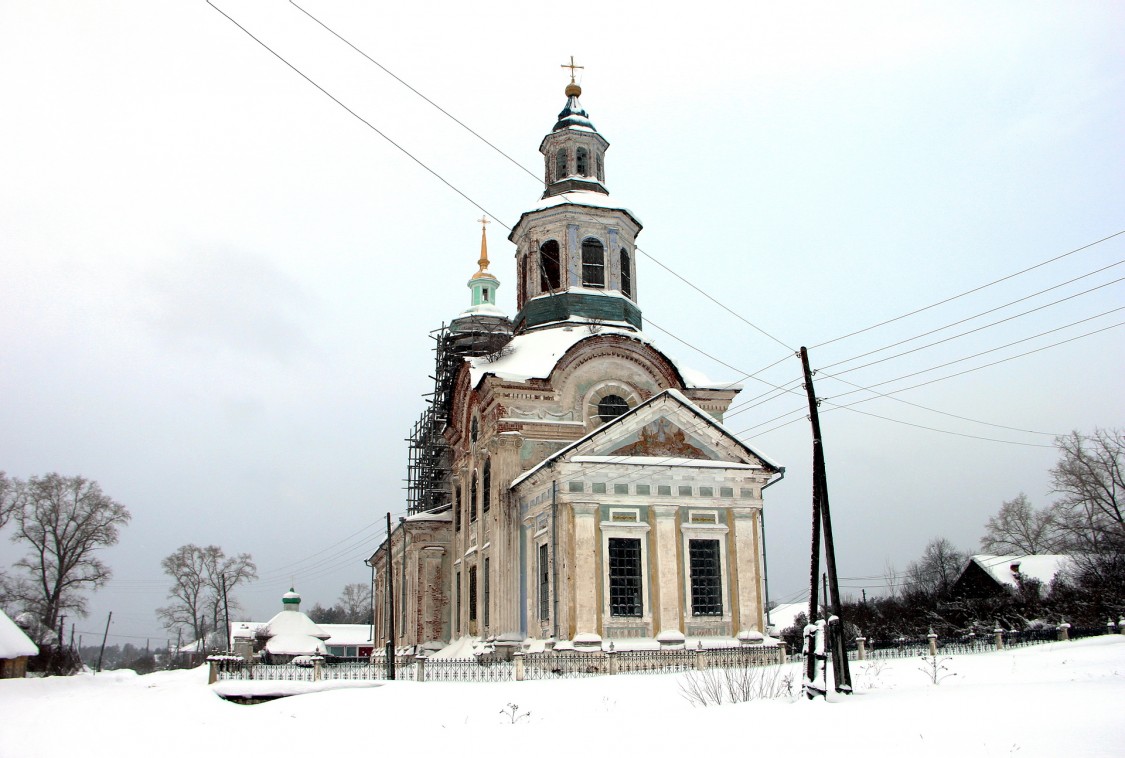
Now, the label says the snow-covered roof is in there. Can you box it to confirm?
[260,610,330,641]
[454,302,508,320]
[570,455,763,469]
[264,633,328,656]
[511,388,781,488]
[529,189,642,226]
[767,602,809,634]
[0,608,38,659]
[319,624,376,647]
[966,554,1073,588]
[468,323,725,390]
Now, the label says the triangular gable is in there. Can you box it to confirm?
[511,388,779,488]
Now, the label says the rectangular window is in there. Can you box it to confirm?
[608,538,643,617]
[569,481,584,493]
[699,486,714,497]
[689,539,723,616]
[456,570,462,634]
[678,485,693,497]
[658,485,672,496]
[483,557,490,629]
[614,483,629,495]
[592,482,607,494]
[468,565,478,622]
[740,487,754,498]
[538,543,550,622]
[720,487,734,498]
[636,484,651,495]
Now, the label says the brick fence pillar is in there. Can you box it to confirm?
[607,645,618,676]
[779,642,787,664]
[855,637,866,661]
[694,641,706,671]
[994,627,1005,650]
[1057,623,1070,642]
[207,660,218,685]
[415,652,426,683]
[513,650,524,682]
[927,630,938,657]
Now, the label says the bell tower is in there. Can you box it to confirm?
[509,59,644,333]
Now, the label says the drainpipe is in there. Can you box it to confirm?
[759,467,786,627]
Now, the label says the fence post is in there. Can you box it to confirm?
[855,636,866,661]
[1057,622,1070,642]
[416,652,427,683]
[927,629,938,657]
[513,650,525,682]
[607,643,618,675]
[207,659,218,685]
[694,641,706,671]
[994,627,1004,650]
[779,642,787,664]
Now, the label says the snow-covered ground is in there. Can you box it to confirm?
[2,636,1123,757]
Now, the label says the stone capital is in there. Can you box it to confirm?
[651,504,678,520]
[571,502,598,517]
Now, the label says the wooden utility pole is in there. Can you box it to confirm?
[800,346,852,695]
[96,612,112,673]
[221,573,231,652]
[385,512,396,680]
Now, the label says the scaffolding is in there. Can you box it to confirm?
[405,315,513,515]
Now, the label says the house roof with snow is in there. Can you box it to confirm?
[956,554,1073,595]
[0,608,38,659]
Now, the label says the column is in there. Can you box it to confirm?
[572,502,599,636]
[732,508,762,632]
[652,505,681,633]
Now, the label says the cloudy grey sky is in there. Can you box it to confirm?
[1,0,1122,646]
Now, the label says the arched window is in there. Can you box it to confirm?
[470,472,478,522]
[596,153,604,182]
[581,238,605,288]
[597,394,629,423]
[454,484,462,532]
[576,146,589,176]
[540,240,561,292]
[482,458,491,513]
[620,248,632,298]
[555,148,567,180]
[470,416,479,444]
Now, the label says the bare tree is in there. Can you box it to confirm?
[905,538,967,597]
[1049,429,1124,559]
[980,493,1059,555]
[10,473,131,631]
[0,471,19,530]
[338,582,372,624]
[157,544,256,645]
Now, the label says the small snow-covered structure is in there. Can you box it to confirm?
[255,589,330,662]
[953,554,1074,598]
[0,608,39,679]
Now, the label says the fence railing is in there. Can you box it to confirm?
[850,624,1119,661]
[212,644,786,684]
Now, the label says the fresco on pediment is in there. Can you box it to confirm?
[608,418,713,459]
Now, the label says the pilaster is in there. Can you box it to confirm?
[652,504,681,633]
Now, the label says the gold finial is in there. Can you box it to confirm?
[561,55,583,97]
[475,215,491,276]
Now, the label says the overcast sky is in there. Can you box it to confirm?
[1,0,1122,647]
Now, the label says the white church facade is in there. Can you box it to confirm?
[370,72,783,651]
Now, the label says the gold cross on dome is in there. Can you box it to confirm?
[561,56,584,84]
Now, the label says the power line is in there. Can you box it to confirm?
[809,229,1125,350]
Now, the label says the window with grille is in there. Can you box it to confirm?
[576,146,589,176]
[555,148,567,180]
[620,249,631,298]
[540,240,561,291]
[468,565,478,622]
[581,238,605,288]
[597,394,629,423]
[483,557,490,629]
[470,472,478,522]
[689,539,723,616]
[538,544,550,621]
[482,459,491,513]
[608,538,643,617]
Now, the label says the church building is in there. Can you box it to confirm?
[370,69,783,651]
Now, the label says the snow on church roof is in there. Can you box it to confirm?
[529,189,643,226]
[468,323,725,390]
[0,608,38,659]
[511,388,781,488]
